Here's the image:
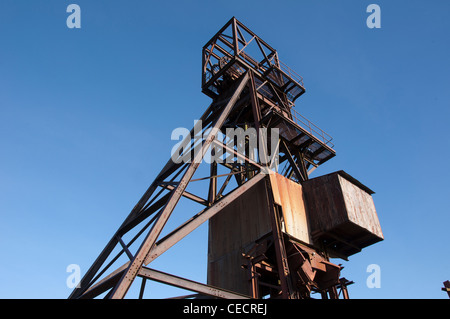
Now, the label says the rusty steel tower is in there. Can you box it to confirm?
[69,17,383,299]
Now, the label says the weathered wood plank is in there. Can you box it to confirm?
[302,171,383,258]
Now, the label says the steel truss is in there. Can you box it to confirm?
[69,18,343,299]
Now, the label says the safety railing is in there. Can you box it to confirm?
[291,109,334,148]
[278,61,304,87]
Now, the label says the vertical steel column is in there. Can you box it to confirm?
[265,181,295,299]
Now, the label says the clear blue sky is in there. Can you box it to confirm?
[1,0,449,299]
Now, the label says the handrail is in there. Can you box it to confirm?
[278,61,304,87]
[291,109,334,148]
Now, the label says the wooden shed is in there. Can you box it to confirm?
[302,171,383,258]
